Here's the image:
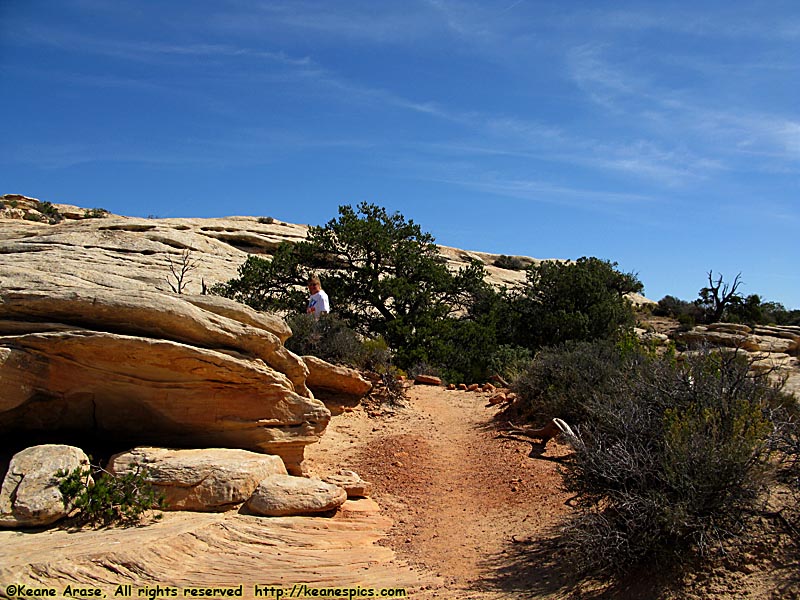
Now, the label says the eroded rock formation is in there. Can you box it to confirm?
[0,444,90,528]
[0,289,328,474]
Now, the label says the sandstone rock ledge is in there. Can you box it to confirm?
[0,288,329,474]
[0,508,432,596]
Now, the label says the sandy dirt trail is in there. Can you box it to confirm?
[307,384,574,598]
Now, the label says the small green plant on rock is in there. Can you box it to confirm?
[493,254,526,271]
[57,463,165,527]
[35,201,64,224]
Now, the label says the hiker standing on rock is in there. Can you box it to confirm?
[306,274,330,318]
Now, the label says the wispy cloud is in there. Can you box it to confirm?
[427,170,656,213]
[565,43,800,171]
[11,26,312,67]
[214,0,443,44]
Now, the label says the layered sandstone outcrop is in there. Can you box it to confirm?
[670,322,800,398]
[0,288,328,474]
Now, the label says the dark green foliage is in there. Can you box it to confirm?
[258,216,275,224]
[508,257,643,349]
[658,289,800,327]
[286,313,365,367]
[285,313,398,377]
[726,294,800,326]
[215,205,646,381]
[83,208,108,219]
[214,203,491,381]
[514,340,790,574]
[211,244,306,313]
[300,203,486,343]
[486,345,533,383]
[655,295,701,320]
[57,463,164,527]
[35,201,64,224]
[493,254,526,270]
[507,338,629,427]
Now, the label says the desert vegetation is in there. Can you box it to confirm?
[213,202,800,586]
[654,271,800,328]
[214,202,641,383]
[511,338,799,575]
[57,462,165,527]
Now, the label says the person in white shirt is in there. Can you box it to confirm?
[306,274,330,318]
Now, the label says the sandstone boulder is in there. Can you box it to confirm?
[247,475,347,516]
[108,447,287,511]
[303,355,372,398]
[0,445,90,528]
[322,469,372,498]
[414,374,442,386]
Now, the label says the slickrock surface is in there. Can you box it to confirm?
[0,507,430,598]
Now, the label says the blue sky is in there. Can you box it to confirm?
[2,1,798,308]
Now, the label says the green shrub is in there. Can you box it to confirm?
[258,216,275,224]
[556,347,789,574]
[287,312,399,375]
[286,313,364,366]
[35,201,63,224]
[84,208,108,219]
[359,335,393,373]
[486,344,532,382]
[772,408,800,540]
[507,338,630,427]
[493,255,526,270]
[57,463,165,527]
[508,257,643,350]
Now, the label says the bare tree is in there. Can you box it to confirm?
[166,249,198,294]
[699,270,743,323]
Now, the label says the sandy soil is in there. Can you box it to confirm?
[306,383,800,600]
[306,385,578,599]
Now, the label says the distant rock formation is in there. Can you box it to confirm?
[665,322,800,398]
